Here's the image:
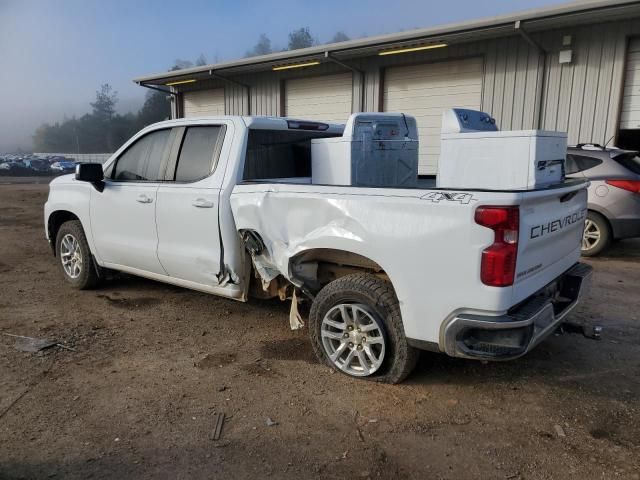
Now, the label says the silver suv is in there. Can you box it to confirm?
[566,144,640,256]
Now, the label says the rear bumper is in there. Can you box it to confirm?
[442,262,593,360]
[610,217,640,240]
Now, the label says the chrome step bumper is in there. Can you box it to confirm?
[443,262,593,360]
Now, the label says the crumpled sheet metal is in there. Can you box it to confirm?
[248,251,281,286]
[230,190,381,284]
[232,189,382,332]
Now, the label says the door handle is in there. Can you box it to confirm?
[192,198,214,208]
[136,194,153,204]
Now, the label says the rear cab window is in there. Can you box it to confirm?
[243,129,341,181]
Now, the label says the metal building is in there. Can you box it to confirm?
[134,0,640,174]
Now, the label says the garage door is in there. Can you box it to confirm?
[183,89,225,117]
[284,73,353,123]
[620,38,640,129]
[383,57,483,174]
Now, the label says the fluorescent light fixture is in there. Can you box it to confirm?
[165,79,197,86]
[272,61,320,71]
[378,43,448,56]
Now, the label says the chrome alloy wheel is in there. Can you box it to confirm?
[60,233,83,279]
[320,303,386,376]
[582,218,601,251]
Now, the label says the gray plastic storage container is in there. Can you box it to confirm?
[312,113,419,187]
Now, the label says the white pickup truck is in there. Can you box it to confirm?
[44,114,592,383]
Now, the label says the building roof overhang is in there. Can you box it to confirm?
[133,0,640,87]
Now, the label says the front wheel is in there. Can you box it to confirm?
[581,211,611,257]
[309,273,419,384]
[55,220,99,289]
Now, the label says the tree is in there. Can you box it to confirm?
[86,84,118,151]
[288,27,315,50]
[246,33,272,57]
[33,121,76,153]
[137,90,171,129]
[90,84,117,122]
[111,113,137,150]
[33,79,172,154]
[171,59,194,71]
[331,31,350,43]
[195,53,207,66]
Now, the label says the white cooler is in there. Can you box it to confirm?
[436,109,567,190]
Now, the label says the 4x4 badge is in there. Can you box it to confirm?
[421,192,475,204]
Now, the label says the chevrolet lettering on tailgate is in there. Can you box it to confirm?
[530,209,587,239]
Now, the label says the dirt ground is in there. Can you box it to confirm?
[1,179,639,480]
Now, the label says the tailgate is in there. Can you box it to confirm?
[514,181,588,292]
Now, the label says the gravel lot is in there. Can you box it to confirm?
[1,180,639,480]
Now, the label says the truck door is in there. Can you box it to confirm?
[90,128,172,274]
[155,123,229,286]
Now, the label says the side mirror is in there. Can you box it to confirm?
[75,163,105,191]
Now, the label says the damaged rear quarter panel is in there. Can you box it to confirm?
[230,183,521,344]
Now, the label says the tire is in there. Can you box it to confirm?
[581,211,611,257]
[309,273,419,384]
[55,220,99,289]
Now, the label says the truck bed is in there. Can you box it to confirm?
[230,180,588,345]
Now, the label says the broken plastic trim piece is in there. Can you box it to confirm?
[241,230,265,256]
[289,289,304,330]
[240,230,280,289]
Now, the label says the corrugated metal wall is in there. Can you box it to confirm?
[482,35,543,131]
[536,19,640,144]
[620,38,640,128]
[177,18,640,145]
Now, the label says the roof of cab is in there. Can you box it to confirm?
[139,115,345,134]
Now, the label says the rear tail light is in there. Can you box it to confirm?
[606,179,640,194]
[475,206,520,287]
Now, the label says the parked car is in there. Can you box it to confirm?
[566,144,640,256]
[21,159,49,172]
[45,115,591,383]
[50,160,76,173]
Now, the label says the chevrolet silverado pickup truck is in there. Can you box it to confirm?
[44,114,592,383]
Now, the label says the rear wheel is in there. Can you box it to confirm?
[55,220,99,289]
[309,273,419,384]
[581,211,611,257]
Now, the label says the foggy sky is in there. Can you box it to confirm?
[0,0,571,152]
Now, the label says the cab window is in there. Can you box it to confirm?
[243,129,339,180]
[112,129,170,181]
[173,126,224,182]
